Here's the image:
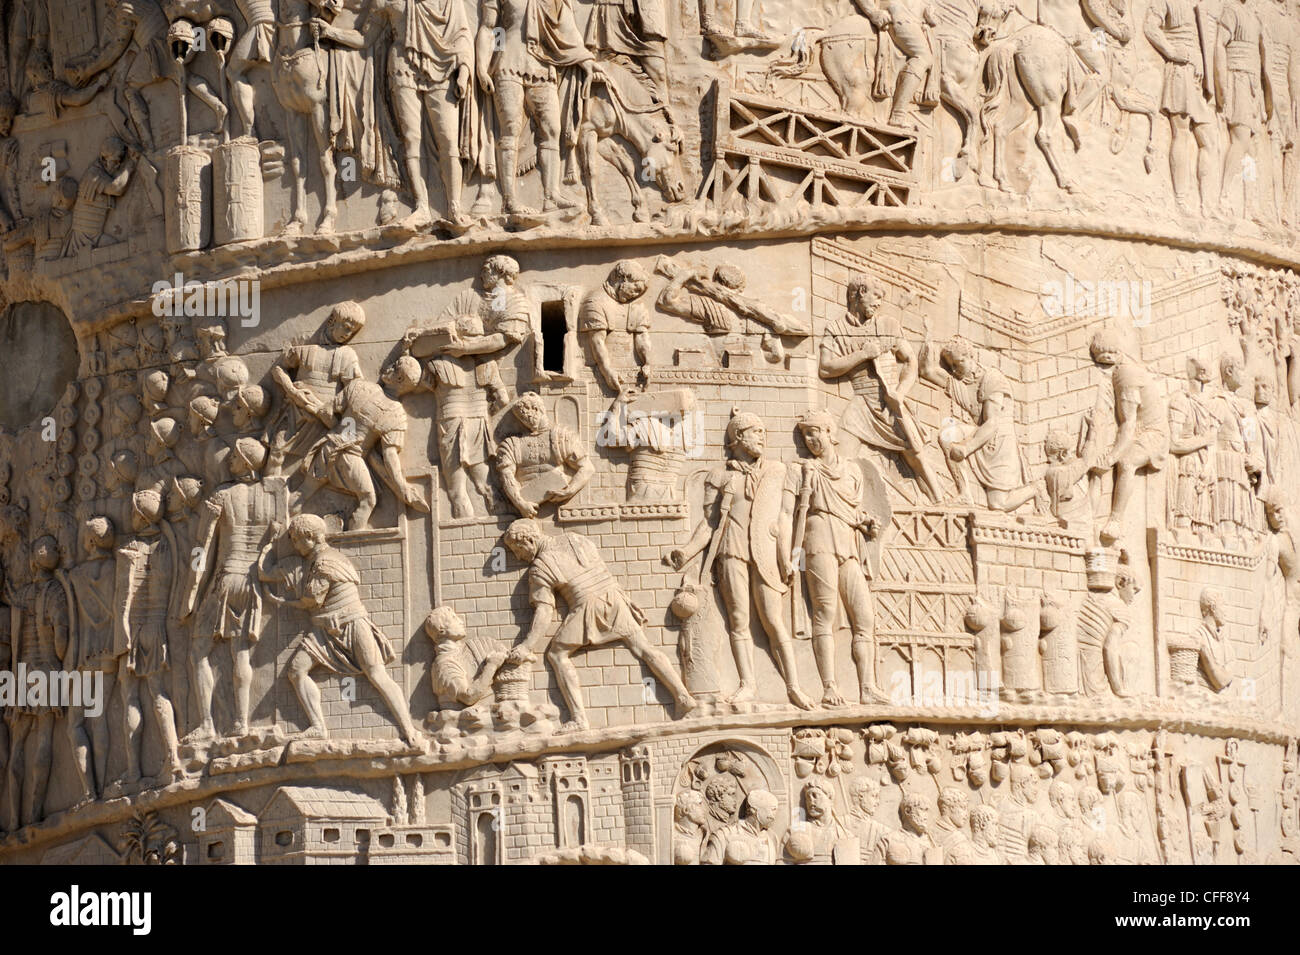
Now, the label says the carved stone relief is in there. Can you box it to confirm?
[0,0,1298,869]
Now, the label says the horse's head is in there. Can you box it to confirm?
[973,0,1014,46]
[647,123,687,204]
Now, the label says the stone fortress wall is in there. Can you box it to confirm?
[0,0,1298,865]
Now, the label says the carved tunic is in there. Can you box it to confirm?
[483,0,592,85]
[585,0,665,67]
[528,533,642,647]
[395,0,474,90]
[195,482,280,643]
[283,342,363,406]
[822,313,909,453]
[1210,390,1259,532]
[1220,2,1264,128]
[1150,0,1211,121]
[237,0,277,56]
[117,0,172,86]
[116,532,171,678]
[946,367,1025,493]
[1167,388,1217,531]
[427,355,494,468]
[296,546,396,674]
[707,459,786,590]
[13,577,68,712]
[497,426,583,484]
[787,457,865,563]
[63,556,118,673]
[579,283,650,334]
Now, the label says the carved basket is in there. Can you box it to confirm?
[1169,647,1199,685]
[1085,548,1117,592]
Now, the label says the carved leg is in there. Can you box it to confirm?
[187,75,228,137]
[186,636,218,742]
[941,80,978,178]
[532,86,577,212]
[755,581,814,710]
[1101,459,1140,545]
[286,649,328,739]
[362,663,422,747]
[494,81,531,215]
[120,667,143,786]
[381,444,428,515]
[623,626,697,717]
[89,693,110,796]
[466,462,494,514]
[335,452,377,531]
[147,675,184,781]
[428,92,467,224]
[547,643,589,731]
[230,637,252,736]
[126,84,157,153]
[1220,124,1252,214]
[393,85,432,228]
[805,550,846,707]
[578,124,605,225]
[1033,100,1079,193]
[283,113,309,234]
[446,467,476,519]
[597,136,648,222]
[66,704,95,803]
[228,55,258,138]
[717,557,757,702]
[310,100,337,233]
[3,717,27,830]
[1192,121,1218,216]
[888,67,924,129]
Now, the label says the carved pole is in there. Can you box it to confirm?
[790,460,811,640]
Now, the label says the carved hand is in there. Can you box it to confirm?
[665,547,687,570]
[543,486,573,504]
[504,645,535,667]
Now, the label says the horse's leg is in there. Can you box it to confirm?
[1033,96,1079,192]
[310,98,337,233]
[1015,51,1079,193]
[941,77,977,179]
[598,136,647,221]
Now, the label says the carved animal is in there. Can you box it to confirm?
[577,57,687,226]
[974,0,1103,193]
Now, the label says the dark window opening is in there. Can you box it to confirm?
[540,301,567,374]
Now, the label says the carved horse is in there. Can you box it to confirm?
[576,58,687,227]
[910,0,989,181]
[768,6,985,180]
[271,0,338,234]
[974,0,1103,193]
